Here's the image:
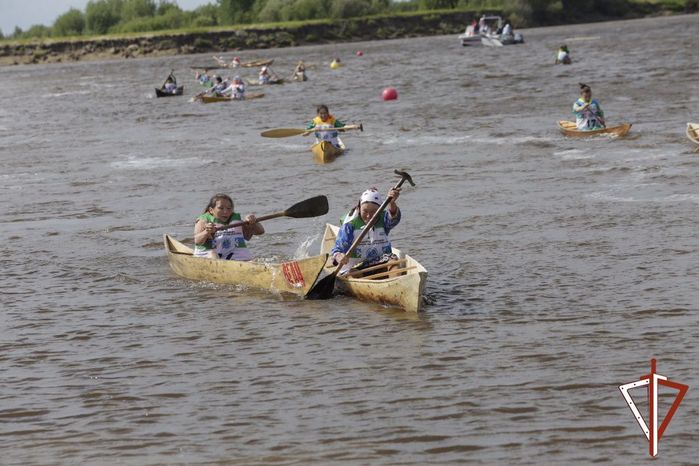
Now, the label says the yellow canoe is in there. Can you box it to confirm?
[558,120,632,137]
[310,139,345,164]
[319,224,428,312]
[686,122,699,145]
[164,234,327,297]
[200,92,264,103]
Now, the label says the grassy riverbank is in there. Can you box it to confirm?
[0,2,695,67]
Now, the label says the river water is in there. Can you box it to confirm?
[1,13,698,465]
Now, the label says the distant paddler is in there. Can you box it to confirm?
[573,83,605,130]
[292,60,308,81]
[258,65,283,85]
[161,72,178,93]
[555,44,572,64]
[305,104,347,149]
[222,75,246,100]
[330,57,342,69]
[194,69,213,88]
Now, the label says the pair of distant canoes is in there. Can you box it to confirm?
[163,223,427,312]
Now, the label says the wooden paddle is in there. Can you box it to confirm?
[261,124,363,138]
[212,195,329,231]
[306,170,415,300]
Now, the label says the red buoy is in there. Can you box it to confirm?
[382,87,398,101]
[356,51,364,56]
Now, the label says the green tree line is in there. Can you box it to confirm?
[0,0,691,40]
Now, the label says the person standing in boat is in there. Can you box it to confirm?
[573,83,606,130]
[331,187,401,273]
[501,20,513,37]
[193,194,264,260]
[555,45,572,64]
[305,104,346,148]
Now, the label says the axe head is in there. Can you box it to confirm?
[394,169,415,187]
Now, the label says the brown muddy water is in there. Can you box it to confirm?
[1,13,698,465]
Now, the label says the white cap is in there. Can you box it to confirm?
[360,188,382,205]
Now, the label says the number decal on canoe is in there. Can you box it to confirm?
[282,261,305,288]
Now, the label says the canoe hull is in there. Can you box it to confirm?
[558,120,632,137]
[310,140,344,164]
[155,86,184,97]
[686,122,699,145]
[164,234,327,297]
[319,224,427,312]
[200,92,265,103]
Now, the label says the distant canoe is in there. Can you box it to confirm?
[558,120,632,138]
[163,234,327,298]
[310,139,345,164]
[199,92,265,103]
[247,78,285,86]
[686,122,699,145]
[241,59,274,68]
[155,86,183,97]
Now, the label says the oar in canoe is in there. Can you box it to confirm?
[307,170,416,300]
[260,124,363,138]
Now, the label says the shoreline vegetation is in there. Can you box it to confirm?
[1,1,696,67]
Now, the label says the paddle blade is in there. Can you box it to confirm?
[305,274,336,300]
[260,128,306,138]
[284,195,329,218]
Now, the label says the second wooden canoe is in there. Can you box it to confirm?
[164,234,327,298]
[558,120,632,137]
[686,122,699,145]
[200,92,265,103]
[319,224,427,312]
[310,139,345,164]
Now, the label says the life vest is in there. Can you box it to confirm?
[193,212,252,261]
[573,98,604,130]
[311,115,341,146]
[339,210,392,269]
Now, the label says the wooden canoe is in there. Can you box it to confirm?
[686,122,699,145]
[558,120,632,137]
[200,92,265,103]
[155,86,183,97]
[319,224,427,312]
[241,59,274,68]
[164,234,327,297]
[310,139,345,164]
